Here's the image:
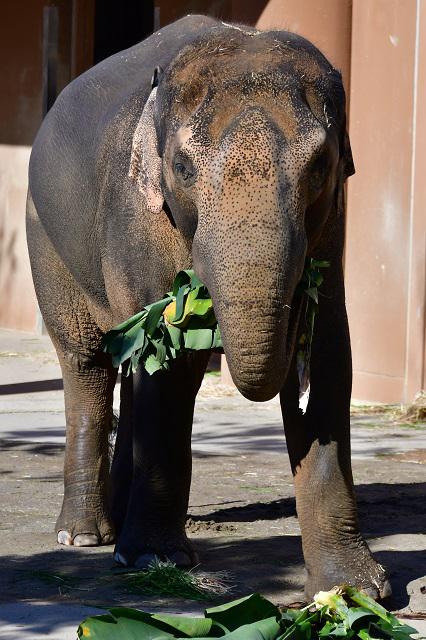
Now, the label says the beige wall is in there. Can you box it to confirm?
[0,145,38,331]
[345,0,425,403]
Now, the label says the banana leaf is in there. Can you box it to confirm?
[77,588,421,640]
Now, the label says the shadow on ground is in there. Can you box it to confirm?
[189,482,426,536]
[0,481,424,626]
[0,535,304,635]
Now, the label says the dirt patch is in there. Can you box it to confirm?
[378,449,426,465]
[186,517,237,534]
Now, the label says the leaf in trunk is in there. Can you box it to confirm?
[144,353,165,375]
[174,285,189,323]
[145,297,173,337]
[172,270,193,296]
[184,328,214,350]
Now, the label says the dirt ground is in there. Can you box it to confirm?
[1,414,425,614]
[0,330,425,637]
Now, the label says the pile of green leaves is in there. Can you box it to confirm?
[77,587,420,640]
[103,270,222,375]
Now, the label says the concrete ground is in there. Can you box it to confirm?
[0,328,425,639]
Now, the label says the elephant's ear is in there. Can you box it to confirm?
[342,130,355,180]
[129,86,164,213]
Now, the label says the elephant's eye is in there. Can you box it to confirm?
[174,161,194,184]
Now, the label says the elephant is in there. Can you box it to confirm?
[26,14,391,600]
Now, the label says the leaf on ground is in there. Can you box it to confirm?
[206,593,279,632]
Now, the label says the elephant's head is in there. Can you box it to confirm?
[129,26,354,401]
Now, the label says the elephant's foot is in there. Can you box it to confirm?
[114,529,198,568]
[56,494,115,547]
[304,540,391,601]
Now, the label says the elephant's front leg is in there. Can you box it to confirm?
[56,350,117,546]
[281,271,391,600]
[114,352,209,567]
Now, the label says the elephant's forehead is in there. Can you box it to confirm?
[166,36,331,123]
[169,34,326,86]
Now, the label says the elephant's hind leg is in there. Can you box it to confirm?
[27,195,117,546]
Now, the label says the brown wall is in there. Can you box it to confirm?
[0,0,93,332]
[0,1,46,331]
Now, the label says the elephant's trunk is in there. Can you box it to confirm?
[216,290,292,401]
[193,218,306,402]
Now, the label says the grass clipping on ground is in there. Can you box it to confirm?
[121,558,231,600]
[77,586,421,640]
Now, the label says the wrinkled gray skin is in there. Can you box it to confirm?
[27,15,391,599]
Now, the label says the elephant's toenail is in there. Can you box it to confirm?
[380,580,392,599]
[73,534,99,547]
[57,530,72,545]
[102,532,115,545]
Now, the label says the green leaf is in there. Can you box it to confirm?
[144,353,164,375]
[221,616,281,640]
[167,325,183,350]
[278,610,319,640]
[318,621,337,636]
[184,329,214,350]
[206,593,279,632]
[344,588,397,626]
[172,270,193,296]
[329,623,353,637]
[154,339,167,364]
[185,295,214,320]
[105,309,146,334]
[77,608,176,640]
[190,271,203,289]
[346,607,375,630]
[211,326,223,350]
[311,260,330,269]
[305,288,319,304]
[145,297,172,337]
[116,325,146,365]
[174,285,189,322]
[130,349,142,373]
[152,614,213,637]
